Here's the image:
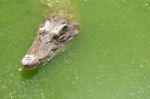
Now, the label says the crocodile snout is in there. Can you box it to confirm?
[21,55,38,66]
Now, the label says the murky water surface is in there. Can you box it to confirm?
[0,0,150,99]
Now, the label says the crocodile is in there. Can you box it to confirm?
[21,15,79,69]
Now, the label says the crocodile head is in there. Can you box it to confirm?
[21,15,79,69]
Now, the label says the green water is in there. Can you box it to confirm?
[0,0,150,99]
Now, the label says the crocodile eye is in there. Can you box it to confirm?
[62,21,65,24]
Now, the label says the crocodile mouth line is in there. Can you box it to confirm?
[21,15,79,69]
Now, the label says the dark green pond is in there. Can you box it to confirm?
[0,0,150,99]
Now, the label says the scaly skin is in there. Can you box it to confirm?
[21,15,79,69]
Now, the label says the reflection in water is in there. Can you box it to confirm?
[40,0,72,10]
[39,0,76,19]
[20,68,39,79]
